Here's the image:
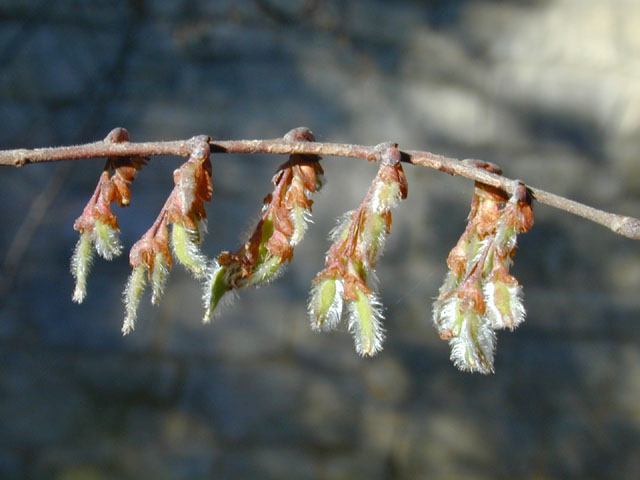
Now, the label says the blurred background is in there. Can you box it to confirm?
[1,0,640,478]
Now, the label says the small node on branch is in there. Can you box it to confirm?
[461,158,502,175]
[284,126,316,143]
[105,127,130,143]
[614,216,640,240]
[11,150,30,167]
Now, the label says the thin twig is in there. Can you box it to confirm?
[1,132,639,240]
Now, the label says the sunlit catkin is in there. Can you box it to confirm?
[308,143,407,356]
[432,167,533,373]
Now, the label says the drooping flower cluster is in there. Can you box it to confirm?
[122,136,212,334]
[203,127,324,322]
[67,127,543,374]
[432,161,534,373]
[308,143,408,356]
[71,128,147,303]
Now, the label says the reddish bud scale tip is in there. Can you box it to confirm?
[104,127,130,143]
[108,155,148,207]
[166,149,213,226]
[457,279,486,315]
[446,244,468,275]
[127,219,173,309]
[266,231,294,261]
[129,221,172,272]
[294,162,323,193]
[283,126,316,143]
[343,272,373,300]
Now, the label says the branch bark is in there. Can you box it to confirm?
[1,131,639,240]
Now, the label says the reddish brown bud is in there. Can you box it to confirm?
[433,172,534,373]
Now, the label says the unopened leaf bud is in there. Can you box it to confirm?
[347,288,385,356]
[484,279,525,330]
[150,252,170,305]
[360,211,388,266]
[171,221,207,277]
[290,205,312,246]
[122,265,147,335]
[91,219,122,260]
[245,255,283,287]
[71,232,94,303]
[448,305,496,374]
[308,275,344,331]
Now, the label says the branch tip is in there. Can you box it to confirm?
[615,217,640,240]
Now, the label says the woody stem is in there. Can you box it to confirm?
[1,132,639,240]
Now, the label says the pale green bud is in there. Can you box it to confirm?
[432,270,464,333]
[370,178,402,214]
[122,265,147,335]
[484,280,525,330]
[258,216,274,257]
[91,220,122,260]
[71,232,94,303]
[171,221,208,277]
[447,304,496,374]
[347,288,385,356]
[290,205,311,246]
[150,252,170,306]
[361,212,387,266]
[493,220,518,257]
[432,289,459,334]
[308,276,344,331]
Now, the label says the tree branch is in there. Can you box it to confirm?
[1,131,639,240]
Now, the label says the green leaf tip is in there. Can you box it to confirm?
[203,263,231,323]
